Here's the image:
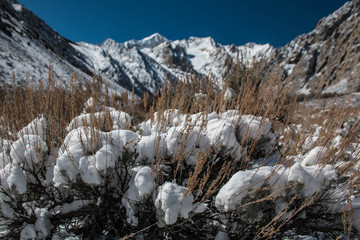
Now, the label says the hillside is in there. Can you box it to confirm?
[0,0,127,94]
[274,0,360,96]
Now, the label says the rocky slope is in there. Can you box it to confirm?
[275,0,360,96]
[0,0,127,94]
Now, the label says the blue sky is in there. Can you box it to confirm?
[18,0,348,47]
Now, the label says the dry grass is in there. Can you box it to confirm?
[0,62,359,239]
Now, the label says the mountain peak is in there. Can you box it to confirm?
[102,38,123,49]
[185,36,218,49]
[122,33,168,49]
[140,33,168,48]
[188,36,214,42]
[143,32,167,41]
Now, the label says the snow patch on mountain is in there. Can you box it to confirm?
[12,3,22,12]
[322,78,349,94]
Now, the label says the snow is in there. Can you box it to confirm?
[215,166,274,212]
[183,37,217,74]
[139,33,169,48]
[0,137,11,153]
[303,126,322,150]
[60,200,93,215]
[298,85,311,95]
[322,78,348,94]
[206,117,243,160]
[0,200,14,219]
[288,163,337,197]
[1,1,359,236]
[171,37,273,85]
[166,125,209,165]
[12,3,22,12]
[10,134,48,168]
[139,110,276,165]
[0,133,46,195]
[234,42,274,66]
[155,182,205,225]
[0,4,129,97]
[215,231,229,240]
[73,39,170,95]
[353,208,360,232]
[21,224,37,239]
[35,208,52,239]
[0,152,11,169]
[67,108,131,131]
[133,166,155,198]
[53,126,139,186]
[71,42,110,71]
[1,0,277,97]
[301,146,327,166]
[236,114,272,140]
[224,88,232,100]
[139,109,181,136]
[123,166,155,201]
[22,201,36,216]
[136,134,167,163]
[215,162,337,212]
[17,116,47,140]
[122,166,155,226]
[8,164,27,194]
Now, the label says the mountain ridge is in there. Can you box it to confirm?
[0,0,359,97]
[72,32,274,94]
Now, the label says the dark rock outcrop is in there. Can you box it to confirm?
[274,0,360,95]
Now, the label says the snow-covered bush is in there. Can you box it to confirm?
[0,72,359,239]
[155,182,206,225]
[0,105,279,239]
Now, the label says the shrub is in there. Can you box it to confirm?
[0,67,359,239]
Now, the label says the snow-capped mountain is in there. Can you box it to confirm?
[72,38,177,96]
[0,0,359,97]
[72,33,273,94]
[0,0,273,96]
[274,0,360,96]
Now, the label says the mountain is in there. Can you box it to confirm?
[0,0,127,94]
[0,0,359,97]
[71,34,273,94]
[0,0,273,96]
[274,0,360,96]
